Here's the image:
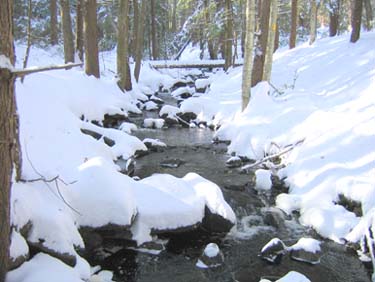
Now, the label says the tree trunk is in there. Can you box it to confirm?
[84,0,100,77]
[76,0,84,62]
[242,0,256,111]
[150,0,158,60]
[224,0,233,71]
[134,0,146,82]
[117,0,132,91]
[205,0,217,59]
[172,0,177,32]
[0,0,21,279]
[350,0,363,42]
[364,0,373,30]
[309,0,318,45]
[50,0,58,45]
[60,0,75,63]
[274,20,279,51]
[289,0,298,49]
[251,0,270,86]
[328,0,340,37]
[262,0,278,82]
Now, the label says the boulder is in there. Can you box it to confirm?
[289,238,321,265]
[226,156,243,168]
[115,157,135,176]
[143,138,167,152]
[202,206,235,234]
[177,112,197,124]
[103,113,129,128]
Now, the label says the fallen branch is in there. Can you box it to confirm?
[241,138,305,172]
[13,62,83,78]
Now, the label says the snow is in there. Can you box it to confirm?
[275,271,311,282]
[290,238,321,253]
[143,138,167,147]
[178,32,375,245]
[170,86,194,98]
[132,173,235,244]
[159,105,181,117]
[203,243,220,258]
[255,169,272,191]
[143,100,159,111]
[6,253,84,282]
[143,118,165,129]
[195,78,211,90]
[9,230,29,262]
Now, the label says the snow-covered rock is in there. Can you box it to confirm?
[260,238,287,263]
[255,169,272,191]
[196,243,224,268]
[143,118,165,129]
[143,101,159,111]
[289,238,321,264]
[9,230,29,269]
[275,271,311,282]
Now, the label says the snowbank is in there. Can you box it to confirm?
[181,32,375,245]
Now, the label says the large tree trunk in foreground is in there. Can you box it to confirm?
[289,0,298,49]
[0,0,21,279]
[329,0,340,36]
[60,0,75,63]
[117,0,132,91]
[242,0,256,111]
[350,0,363,42]
[364,0,373,30]
[251,0,271,86]
[84,0,100,77]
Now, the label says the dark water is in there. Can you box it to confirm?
[92,93,371,282]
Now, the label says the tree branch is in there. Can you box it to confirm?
[13,62,83,78]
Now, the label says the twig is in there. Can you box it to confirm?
[241,138,305,171]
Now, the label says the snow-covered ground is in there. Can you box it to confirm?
[8,30,375,281]
[180,31,375,253]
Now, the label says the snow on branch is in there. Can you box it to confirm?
[13,62,83,77]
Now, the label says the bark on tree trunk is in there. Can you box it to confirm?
[172,0,177,32]
[117,0,132,91]
[274,21,279,51]
[224,0,233,71]
[60,0,75,63]
[0,0,21,279]
[350,0,363,42]
[22,0,33,83]
[329,0,340,37]
[289,0,298,49]
[76,0,84,62]
[242,0,256,111]
[50,0,58,45]
[205,0,217,59]
[263,0,278,82]
[84,0,100,77]
[251,0,270,86]
[309,0,318,45]
[364,0,373,30]
[150,0,159,60]
[134,0,146,82]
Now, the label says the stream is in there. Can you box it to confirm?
[90,86,371,282]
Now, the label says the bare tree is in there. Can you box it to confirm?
[84,0,100,77]
[224,0,234,70]
[76,0,84,62]
[60,0,75,63]
[0,0,21,279]
[50,0,58,45]
[134,0,146,82]
[150,0,159,59]
[242,0,256,110]
[329,0,341,37]
[117,0,132,90]
[289,0,298,49]
[350,0,363,42]
[309,0,318,45]
[263,0,278,82]
[251,0,271,86]
[364,0,373,30]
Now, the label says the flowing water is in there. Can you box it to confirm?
[90,93,371,282]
